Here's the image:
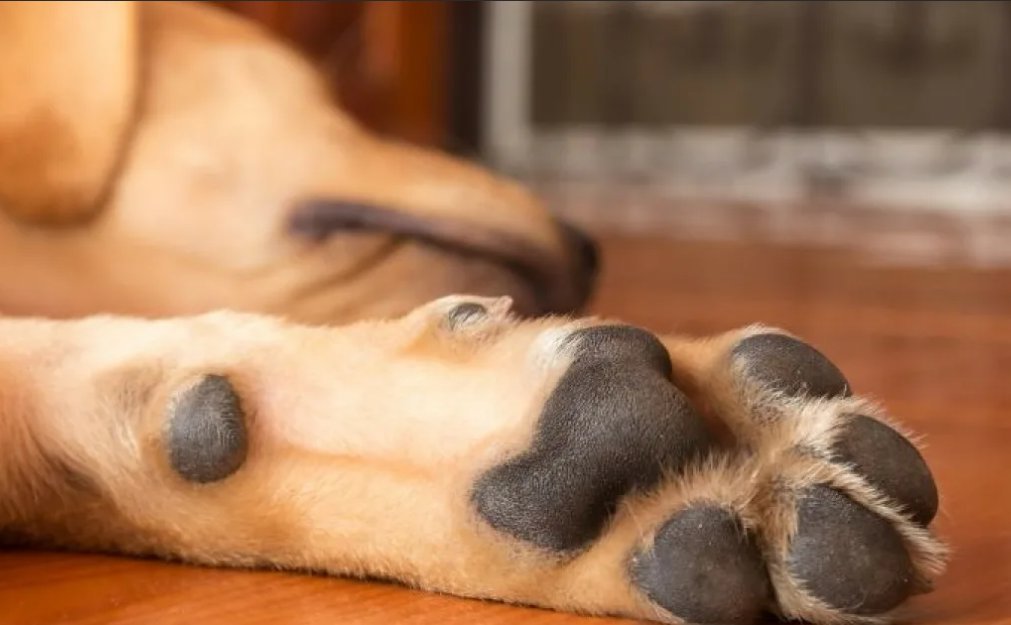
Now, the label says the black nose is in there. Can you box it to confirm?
[556,219,600,312]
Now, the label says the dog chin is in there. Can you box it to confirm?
[280,241,549,325]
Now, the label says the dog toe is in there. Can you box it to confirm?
[732,333,851,399]
[631,505,770,624]
[830,415,938,525]
[787,485,916,615]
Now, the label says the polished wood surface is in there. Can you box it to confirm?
[2,226,1010,625]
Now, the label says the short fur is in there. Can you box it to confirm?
[0,299,946,624]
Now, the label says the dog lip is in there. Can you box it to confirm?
[289,199,389,241]
[288,198,596,316]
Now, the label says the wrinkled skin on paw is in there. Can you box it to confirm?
[0,298,945,625]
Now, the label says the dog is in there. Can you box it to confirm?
[0,1,595,321]
[0,3,946,624]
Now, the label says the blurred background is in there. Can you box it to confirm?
[222,0,1011,268]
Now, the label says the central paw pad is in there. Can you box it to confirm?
[473,326,713,552]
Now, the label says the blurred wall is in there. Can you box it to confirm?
[216,1,475,150]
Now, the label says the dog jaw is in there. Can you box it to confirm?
[0,1,595,322]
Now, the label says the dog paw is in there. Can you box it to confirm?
[469,324,946,624]
[5,306,945,625]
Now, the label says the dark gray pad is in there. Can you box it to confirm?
[832,415,938,525]
[166,374,248,484]
[473,326,713,552]
[631,505,770,624]
[733,334,851,399]
[787,485,914,615]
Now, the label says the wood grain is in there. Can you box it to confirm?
[2,228,1010,625]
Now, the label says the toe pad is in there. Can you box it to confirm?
[832,415,938,525]
[632,505,770,624]
[733,334,850,399]
[788,486,914,615]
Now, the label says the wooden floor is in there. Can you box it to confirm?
[2,225,1010,625]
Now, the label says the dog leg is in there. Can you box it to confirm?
[0,299,945,623]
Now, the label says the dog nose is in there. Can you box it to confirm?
[556,219,599,312]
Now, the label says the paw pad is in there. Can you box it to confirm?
[831,415,938,525]
[445,302,488,329]
[787,486,915,615]
[474,326,711,552]
[632,505,770,624]
[733,334,851,399]
[166,374,247,483]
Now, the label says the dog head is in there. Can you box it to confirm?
[0,2,596,322]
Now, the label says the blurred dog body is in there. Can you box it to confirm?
[0,1,595,323]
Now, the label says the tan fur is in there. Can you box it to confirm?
[0,1,586,322]
[0,2,137,223]
[0,301,946,624]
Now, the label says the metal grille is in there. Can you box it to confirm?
[483,1,1011,214]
